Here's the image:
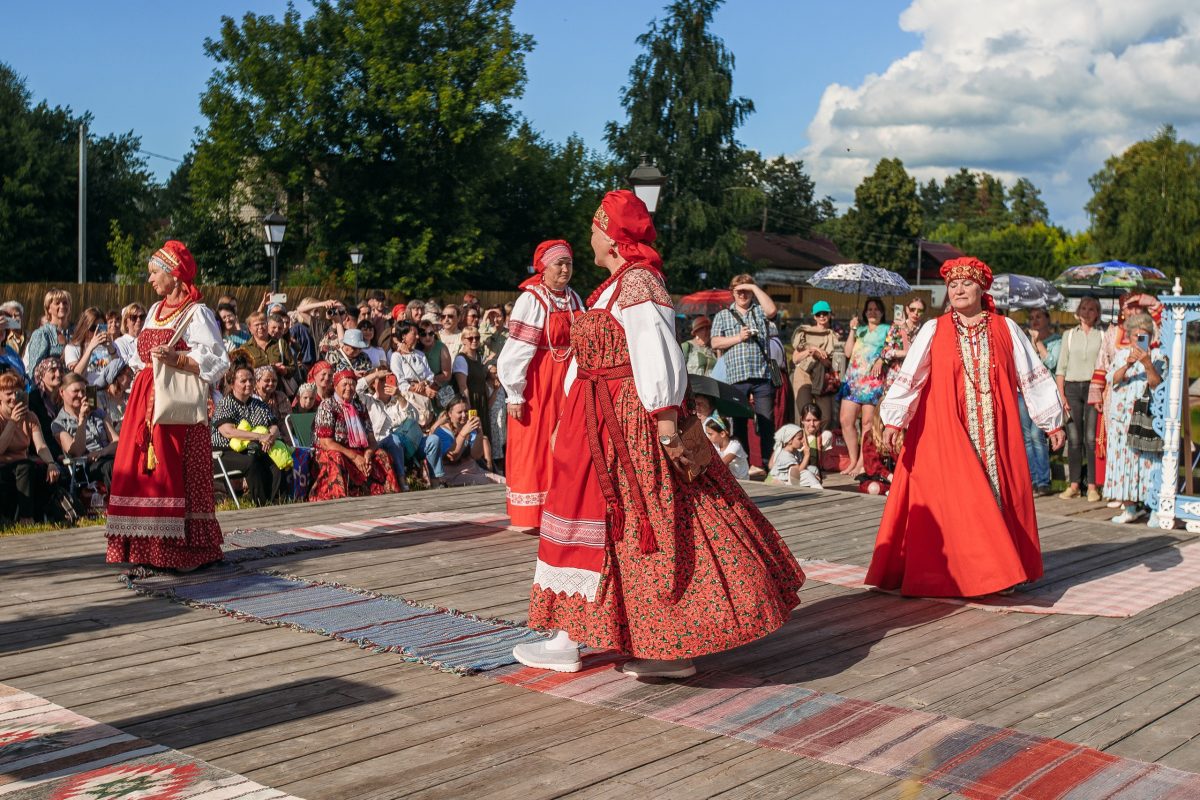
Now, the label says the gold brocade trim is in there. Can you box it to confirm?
[593,205,610,232]
[955,313,1002,506]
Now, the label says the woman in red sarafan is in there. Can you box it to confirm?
[512,191,804,679]
[867,257,1066,598]
[497,239,585,530]
[308,369,400,501]
[106,241,230,571]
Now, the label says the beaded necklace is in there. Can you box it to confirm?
[154,293,191,327]
[952,309,1001,505]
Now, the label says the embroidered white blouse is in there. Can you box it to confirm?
[880,317,1064,433]
[563,272,688,416]
[131,302,230,387]
[497,284,584,404]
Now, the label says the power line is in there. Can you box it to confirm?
[137,149,183,164]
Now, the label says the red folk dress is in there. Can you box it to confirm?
[308,396,401,501]
[866,312,1063,597]
[106,302,230,569]
[497,283,584,527]
[528,265,804,659]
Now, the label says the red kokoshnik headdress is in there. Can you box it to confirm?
[592,190,664,281]
[521,239,573,290]
[941,256,996,313]
[149,240,202,304]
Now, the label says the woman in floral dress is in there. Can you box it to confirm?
[837,297,889,476]
[1104,312,1165,524]
[511,191,804,679]
[880,297,925,396]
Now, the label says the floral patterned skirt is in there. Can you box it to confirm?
[529,378,804,659]
[309,447,399,502]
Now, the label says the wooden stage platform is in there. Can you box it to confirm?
[3,483,1198,799]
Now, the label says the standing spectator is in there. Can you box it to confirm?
[53,373,118,488]
[217,303,248,351]
[267,312,299,393]
[404,299,425,325]
[481,306,508,361]
[105,309,120,334]
[310,370,400,500]
[418,320,452,386]
[106,241,230,571]
[255,366,291,421]
[98,362,132,434]
[212,364,284,507]
[28,355,66,461]
[880,298,925,396]
[439,304,463,357]
[791,301,839,428]
[0,372,61,523]
[1,301,27,366]
[681,316,717,376]
[242,312,277,369]
[1105,313,1165,523]
[837,297,889,477]
[113,303,145,366]
[711,275,779,468]
[453,326,495,470]
[317,301,351,355]
[357,319,387,369]
[1020,307,1062,495]
[63,307,115,386]
[288,298,327,374]
[325,328,372,375]
[1056,296,1104,501]
[307,361,335,404]
[24,288,72,371]
[463,306,481,333]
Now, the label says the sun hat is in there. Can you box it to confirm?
[691,316,712,334]
[341,328,367,349]
[812,300,832,315]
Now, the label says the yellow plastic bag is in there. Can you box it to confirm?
[267,440,293,470]
[229,419,253,453]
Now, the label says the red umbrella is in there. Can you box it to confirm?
[677,289,732,316]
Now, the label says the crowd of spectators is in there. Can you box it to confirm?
[0,287,511,524]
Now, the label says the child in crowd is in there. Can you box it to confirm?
[768,423,822,490]
[858,413,902,495]
[704,416,749,480]
[798,403,833,485]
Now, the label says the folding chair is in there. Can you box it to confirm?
[285,412,317,448]
[212,450,246,509]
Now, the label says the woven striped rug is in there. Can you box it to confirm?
[494,654,1200,800]
[801,540,1200,617]
[0,683,299,799]
[275,510,510,541]
[128,566,544,674]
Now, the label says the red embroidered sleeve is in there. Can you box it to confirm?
[617,268,671,310]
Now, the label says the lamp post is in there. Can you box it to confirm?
[349,247,364,302]
[628,154,667,214]
[699,270,708,288]
[262,208,287,293]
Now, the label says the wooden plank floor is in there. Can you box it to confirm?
[2,483,1198,799]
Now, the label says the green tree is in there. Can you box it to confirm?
[839,158,922,273]
[181,0,534,291]
[0,63,157,282]
[605,0,753,286]
[917,179,943,231]
[1008,177,1049,226]
[1087,124,1200,276]
[739,152,818,235]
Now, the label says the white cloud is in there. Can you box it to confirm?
[801,0,1200,230]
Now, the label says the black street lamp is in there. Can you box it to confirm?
[262,207,287,293]
[628,154,667,214]
[349,247,364,301]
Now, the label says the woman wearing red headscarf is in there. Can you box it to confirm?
[497,239,585,530]
[309,369,400,501]
[866,257,1065,597]
[512,191,804,679]
[106,241,230,570]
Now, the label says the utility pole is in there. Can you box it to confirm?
[761,202,768,233]
[915,238,923,286]
[78,123,87,285]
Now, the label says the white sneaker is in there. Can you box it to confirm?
[1106,500,1123,509]
[620,658,697,679]
[1111,507,1148,524]
[512,640,582,672]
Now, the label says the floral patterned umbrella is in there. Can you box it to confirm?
[987,274,1065,311]
[808,263,911,297]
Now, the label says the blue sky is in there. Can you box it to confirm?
[5,1,1196,231]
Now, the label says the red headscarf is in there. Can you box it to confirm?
[307,361,333,384]
[521,239,573,290]
[592,190,664,280]
[332,368,357,388]
[149,240,202,303]
[941,256,996,313]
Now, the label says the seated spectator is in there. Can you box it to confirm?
[307,361,335,404]
[325,328,372,376]
[212,364,285,507]
[24,288,72,371]
[113,303,145,366]
[858,414,900,496]
[390,321,436,391]
[105,309,120,334]
[452,326,494,470]
[705,416,749,480]
[292,382,320,415]
[797,403,834,481]
[255,365,291,421]
[52,373,118,488]
[63,307,116,386]
[358,366,423,486]
[0,372,61,523]
[28,355,66,461]
[768,422,822,490]
[98,361,132,434]
[217,303,249,351]
[357,319,387,369]
[426,397,498,488]
[310,369,400,500]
